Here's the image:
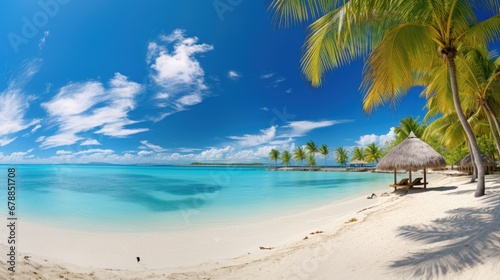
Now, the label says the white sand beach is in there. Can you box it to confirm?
[1,173,499,279]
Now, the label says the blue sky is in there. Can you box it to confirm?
[0,1,494,164]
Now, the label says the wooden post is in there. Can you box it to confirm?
[424,167,427,189]
[409,169,412,188]
[393,168,397,184]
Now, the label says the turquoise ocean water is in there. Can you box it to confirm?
[2,165,397,232]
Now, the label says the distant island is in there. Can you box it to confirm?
[189,162,264,166]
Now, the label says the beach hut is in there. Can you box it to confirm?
[376,132,447,189]
[456,153,495,174]
[349,160,367,167]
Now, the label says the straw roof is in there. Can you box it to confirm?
[350,160,368,165]
[377,132,446,170]
[456,153,495,167]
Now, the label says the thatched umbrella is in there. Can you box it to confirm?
[377,132,446,188]
[456,153,495,174]
[349,159,367,166]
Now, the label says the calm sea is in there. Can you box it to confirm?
[2,165,396,232]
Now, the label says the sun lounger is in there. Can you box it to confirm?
[390,178,409,190]
[410,177,428,187]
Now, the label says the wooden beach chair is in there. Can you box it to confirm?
[390,178,410,190]
[410,177,428,187]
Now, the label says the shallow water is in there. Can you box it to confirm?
[1,165,399,232]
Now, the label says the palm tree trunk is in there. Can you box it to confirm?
[447,55,485,197]
[484,103,500,160]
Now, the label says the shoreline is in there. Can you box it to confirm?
[1,173,499,279]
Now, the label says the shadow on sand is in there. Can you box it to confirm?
[389,176,500,279]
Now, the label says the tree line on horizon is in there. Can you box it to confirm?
[269,0,500,197]
[268,140,384,168]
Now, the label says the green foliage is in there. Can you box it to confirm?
[318,144,329,167]
[293,146,307,167]
[364,143,383,163]
[281,150,292,167]
[394,116,426,145]
[307,153,317,168]
[335,147,349,166]
[351,147,365,161]
[269,149,280,167]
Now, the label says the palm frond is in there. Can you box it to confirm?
[269,0,336,28]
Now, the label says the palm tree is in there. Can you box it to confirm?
[318,144,329,167]
[307,154,317,168]
[293,146,307,167]
[394,116,426,144]
[365,143,383,163]
[351,147,365,161]
[423,49,500,175]
[269,148,280,167]
[305,140,318,158]
[281,150,291,167]
[335,147,349,166]
[270,0,500,197]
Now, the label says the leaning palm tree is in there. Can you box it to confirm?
[351,147,365,161]
[293,146,307,167]
[335,147,349,166]
[318,144,329,167]
[281,150,291,167]
[364,143,383,163]
[305,140,318,158]
[423,48,500,175]
[269,148,280,167]
[270,0,500,197]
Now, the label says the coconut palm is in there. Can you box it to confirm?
[305,140,318,158]
[335,147,349,166]
[307,153,317,168]
[281,150,291,167]
[318,144,329,167]
[270,0,500,197]
[269,148,280,167]
[365,143,383,163]
[423,49,500,170]
[351,147,365,161]
[394,116,426,144]
[293,146,307,167]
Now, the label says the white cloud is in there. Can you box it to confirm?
[356,127,396,146]
[228,126,277,147]
[282,120,352,138]
[56,150,73,155]
[138,150,154,156]
[271,77,286,88]
[0,60,42,146]
[228,70,240,80]
[38,30,49,50]
[35,136,46,143]
[285,88,292,94]
[75,149,114,155]
[81,139,101,146]
[41,73,147,148]
[260,73,274,79]
[31,124,42,133]
[259,107,269,111]
[196,146,234,160]
[139,140,166,152]
[148,29,214,121]
[0,137,17,146]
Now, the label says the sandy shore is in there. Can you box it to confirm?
[1,173,499,279]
